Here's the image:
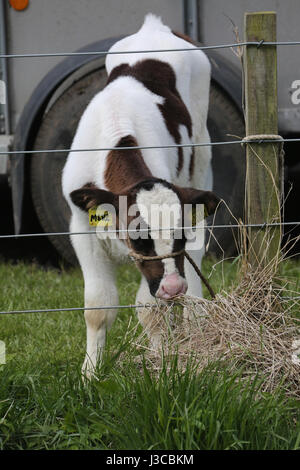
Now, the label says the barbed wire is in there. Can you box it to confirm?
[1,40,300,59]
[1,136,300,156]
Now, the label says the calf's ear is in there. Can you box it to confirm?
[70,184,118,212]
[177,187,221,216]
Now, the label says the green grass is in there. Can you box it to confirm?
[0,256,299,450]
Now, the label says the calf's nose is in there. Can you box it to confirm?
[157,273,187,299]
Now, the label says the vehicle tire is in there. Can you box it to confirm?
[30,67,108,265]
[207,82,245,256]
[31,70,245,264]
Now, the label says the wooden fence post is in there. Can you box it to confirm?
[244,11,282,269]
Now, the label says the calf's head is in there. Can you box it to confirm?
[70,178,220,300]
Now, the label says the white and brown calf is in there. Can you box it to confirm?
[62,14,219,377]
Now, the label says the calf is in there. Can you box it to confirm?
[62,14,219,377]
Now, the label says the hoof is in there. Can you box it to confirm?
[81,360,97,382]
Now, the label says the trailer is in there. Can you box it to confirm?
[0,0,298,263]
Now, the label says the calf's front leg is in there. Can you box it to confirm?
[70,219,119,379]
[83,274,118,378]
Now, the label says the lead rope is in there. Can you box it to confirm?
[182,250,216,299]
[127,237,216,299]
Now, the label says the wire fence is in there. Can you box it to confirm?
[0,221,300,240]
[3,136,300,156]
[1,296,299,316]
[1,35,300,316]
[1,39,300,59]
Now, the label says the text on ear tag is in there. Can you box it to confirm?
[89,206,113,227]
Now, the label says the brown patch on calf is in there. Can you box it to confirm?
[104,135,152,194]
[171,31,199,180]
[174,186,221,216]
[189,147,195,181]
[107,59,192,176]
[172,30,197,46]
[138,257,165,288]
[70,182,118,211]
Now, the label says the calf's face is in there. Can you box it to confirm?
[70,179,220,299]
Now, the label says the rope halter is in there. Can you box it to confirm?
[127,236,216,299]
[128,247,185,263]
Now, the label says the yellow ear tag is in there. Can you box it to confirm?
[89,206,113,227]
